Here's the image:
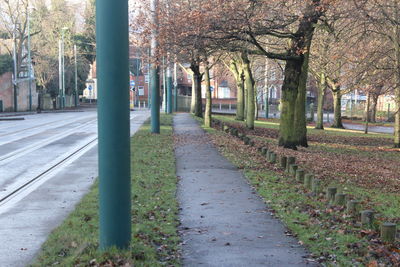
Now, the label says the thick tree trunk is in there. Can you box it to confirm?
[204,65,212,127]
[230,60,245,121]
[242,53,255,129]
[294,49,310,147]
[315,73,326,130]
[277,0,322,149]
[370,94,378,123]
[279,60,302,149]
[331,89,344,128]
[190,61,203,118]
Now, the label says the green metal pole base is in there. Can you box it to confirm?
[96,0,131,250]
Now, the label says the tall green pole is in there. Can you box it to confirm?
[150,0,160,133]
[173,61,178,112]
[96,0,131,249]
[74,44,78,107]
[166,61,173,114]
[27,9,32,111]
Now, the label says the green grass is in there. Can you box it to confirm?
[32,114,180,267]
[197,115,399,266]
[213,114,393,139]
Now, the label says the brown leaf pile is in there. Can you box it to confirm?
[215,120,400,194]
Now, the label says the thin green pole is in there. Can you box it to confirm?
[74,44,78,107]
[150,0,160,133]
[167,62,173,114]
[96,0,131,249]
[28,10,32,111]
[173,62,178,112]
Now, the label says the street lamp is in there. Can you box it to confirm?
[59,27,68,109]
[74,44,78,107]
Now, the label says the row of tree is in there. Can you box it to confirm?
[134,0,400,149]
[0,0,95,105]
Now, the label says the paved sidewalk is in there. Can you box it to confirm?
[174,113,317,267]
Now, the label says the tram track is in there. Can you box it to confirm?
[0,118,98,163]
[0,138,98,206]
[0,113,142,209]
[0,115,97,139]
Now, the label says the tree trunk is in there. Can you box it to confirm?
[230,60,245,121]
[190,79,195,114]
[279,60,302,149]
[190,61,203,118]
[204,65,212,127]
[370,94,378,123]
[278,0,322,149]
[364,92,370,134]
[315,73,326,130]
[331,89,344,128]
[242,52,255,129]
[394,24,400,148]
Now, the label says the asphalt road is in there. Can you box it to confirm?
[0,108,150,266]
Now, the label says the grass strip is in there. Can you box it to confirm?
[197,116,399,266]
[32,114,180,267]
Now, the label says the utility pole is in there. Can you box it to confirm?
[74,44,78,107]
[162,56,167,113]
[174,61,178,112]
[264,57,269,119]
[12,24,18,112]
[96,0,131,249]
[27,9,32,111]
[166,58,173,114]
[58,40,62,109]
[150,0,160,133]
[61,28,67,109]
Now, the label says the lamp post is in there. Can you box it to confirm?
[74,44,78,107]
[27,7,32,111]
[12,24,19,112]
[61,27,68,109]
[150,0,160,133]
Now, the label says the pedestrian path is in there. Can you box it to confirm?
[174,113,317,267]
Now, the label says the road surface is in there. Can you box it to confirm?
[0,109,150,266]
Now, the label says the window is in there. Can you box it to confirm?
[138,86,144,96]
[269,85,277,99]
[270,70,276,80]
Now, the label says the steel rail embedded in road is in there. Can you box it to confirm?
[0,118,98,163]
[0,138,98,205]
[0,115,97,138]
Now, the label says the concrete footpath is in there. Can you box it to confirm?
[174,113,317,267]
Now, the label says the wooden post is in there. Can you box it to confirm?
[279,155,287,169]
[304,174,313,190]
[334,193,347,206]
[360,210,374,226]
[223,125,229,132]
[380,223,397,243]
[269,152,277,164]
[286,157,296,172]
[295,169,305,183]
[347,200,361,216]
[261,147,268,155]
[312,179,321,194]
[326,187,337,203]
[289,164,298,176]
